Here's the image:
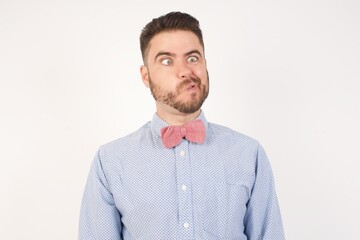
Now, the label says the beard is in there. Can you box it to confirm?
[148,74,209,114]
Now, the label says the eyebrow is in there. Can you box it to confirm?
[186,50,203,58]
[154,49,203,62]
[154,51,175,62]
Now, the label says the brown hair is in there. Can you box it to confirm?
[140,11,204,63]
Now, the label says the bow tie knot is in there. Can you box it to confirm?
[161,119,206,148]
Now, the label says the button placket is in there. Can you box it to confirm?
[174,141,194,239]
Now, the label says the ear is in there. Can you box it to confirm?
[140,65,150,88]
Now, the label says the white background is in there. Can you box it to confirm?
[1,0,359,239]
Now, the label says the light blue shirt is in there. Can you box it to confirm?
[79,112,285,239]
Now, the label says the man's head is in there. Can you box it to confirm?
[140,12,209,116]
[140,11,204,64]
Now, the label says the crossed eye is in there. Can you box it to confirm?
[187,56,198,63]
[161,56,199,66]
[161,58,173,65]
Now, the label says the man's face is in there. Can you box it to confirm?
[141,30,209,114]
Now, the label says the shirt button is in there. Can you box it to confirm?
[181,185,187,191]
[179,150,185,157]
[183,222,189,229]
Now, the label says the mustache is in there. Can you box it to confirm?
[178,76,202,89]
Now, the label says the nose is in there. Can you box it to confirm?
[176,61,192,79]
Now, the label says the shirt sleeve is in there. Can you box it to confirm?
[244,144,285,239]
[78,149,122,240]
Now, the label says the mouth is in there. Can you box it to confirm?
[186,83,197,90]
[178,77,201,94]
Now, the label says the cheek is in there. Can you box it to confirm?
[151,72,177,90]
[193,66,208,81]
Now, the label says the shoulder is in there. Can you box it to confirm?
[208,122,260,150]
[206,122,267,169]
[207,123,271,184]
[97,121,152,159]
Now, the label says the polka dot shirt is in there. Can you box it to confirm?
[79,112,285,239]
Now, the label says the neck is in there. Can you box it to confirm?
[156,103,201,126]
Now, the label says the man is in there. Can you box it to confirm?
[79,12,285,239]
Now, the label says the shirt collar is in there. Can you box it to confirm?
[150,110,209,138]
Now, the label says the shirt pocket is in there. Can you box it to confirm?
[202,175,250,239]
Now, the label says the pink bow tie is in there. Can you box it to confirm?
[161,119,206,148]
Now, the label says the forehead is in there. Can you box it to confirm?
[147,30,204,57]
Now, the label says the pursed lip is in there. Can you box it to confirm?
[185,82,199,91]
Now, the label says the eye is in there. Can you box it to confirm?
[187,56,199,63]
[161,58,173,66]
